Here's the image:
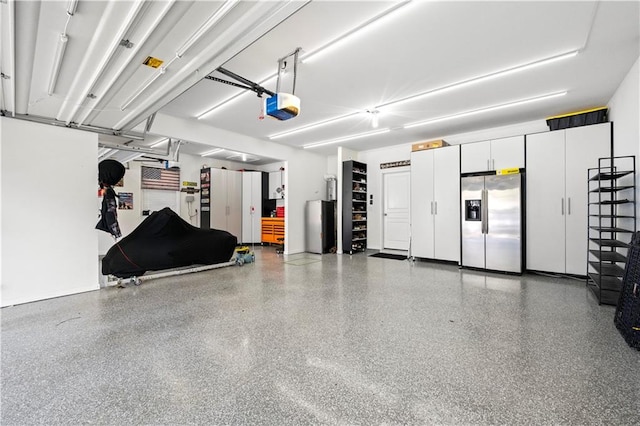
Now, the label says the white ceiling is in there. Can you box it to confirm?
[2,1,639,162]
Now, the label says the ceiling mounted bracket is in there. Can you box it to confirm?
[276,47,301,94]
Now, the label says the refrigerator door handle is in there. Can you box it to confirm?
[483,189,489,234]
[480,189,488,234]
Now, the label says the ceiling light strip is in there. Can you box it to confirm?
[75,1,176,126]
[303,128,390,149]
[121,0,239,112]
[201,148,224,157]
[48,34,68,96]
[177,0,239,57]
[301,0,412,64]
[377,50,578,111]
[196,0,412,119]
[62,0,146,124]
[269,112,360,139]
[7,0,16,116]
[404,91,567,129]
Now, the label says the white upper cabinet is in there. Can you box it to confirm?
[461,135,525,173]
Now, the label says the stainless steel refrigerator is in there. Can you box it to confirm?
[461,173,523,273]
[305,200,336,254]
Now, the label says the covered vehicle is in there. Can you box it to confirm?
[102,207,237,278]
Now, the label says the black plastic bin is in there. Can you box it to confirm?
[614,231,640,350]
[546,107,608,131]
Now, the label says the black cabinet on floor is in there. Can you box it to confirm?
[342,160,367,254]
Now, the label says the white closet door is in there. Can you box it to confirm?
[227,170,243,240]
[461,140,491,173]
[491,135,525,171]
[564,123,611,275]
[526,131,566,273]
[211,169,227,231]
[434,145,461,262]
[242,172,262,244]
[410,150,435,258]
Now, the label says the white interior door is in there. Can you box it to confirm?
[383,171,410,250]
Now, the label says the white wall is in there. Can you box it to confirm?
[608,55,640,227]
[150,113,328,254]
[1,118,98,306]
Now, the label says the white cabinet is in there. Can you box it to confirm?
[461,135,525,173]
[242,171,263,244]
[211,168,242,238]
[526,122,611,275]
[410,145,460,262]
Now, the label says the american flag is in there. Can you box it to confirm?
[141,166,180,191]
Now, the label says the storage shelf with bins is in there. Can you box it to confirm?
[587,155,636,305]
[342,160,367,254]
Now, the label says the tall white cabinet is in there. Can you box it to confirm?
[461,135,525,173]
[526,122,611,275]
[211,168,242,239]
[410,145,460,262]
[242,171,263,244]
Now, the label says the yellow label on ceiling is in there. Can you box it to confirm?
[183,181,198,187]
[143,56,164,69]
[497,167,520,175]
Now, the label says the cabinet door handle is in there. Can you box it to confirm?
[568,197,571,215]
[561,198,565,215]
[487,159,490,170]
[492,159,495,170]
[434,201,438,215]
[430,201,434,215]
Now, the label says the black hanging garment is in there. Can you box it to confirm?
[96,159,125,238]
[96,186,121,238]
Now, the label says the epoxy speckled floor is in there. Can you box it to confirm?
[2,248,639,425]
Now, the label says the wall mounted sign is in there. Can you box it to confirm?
[380,160,410,169]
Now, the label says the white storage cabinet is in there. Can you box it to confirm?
[211,168,242,238]
[241,171,262,244]
[410,145,460,262]
[461,135,525,173]
[526,122,611,275]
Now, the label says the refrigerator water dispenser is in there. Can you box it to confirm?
[465,199,482,221]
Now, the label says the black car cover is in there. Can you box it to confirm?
[102,207,237,278]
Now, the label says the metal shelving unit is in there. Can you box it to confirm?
[342,160,367,254]
[587,156,636,305]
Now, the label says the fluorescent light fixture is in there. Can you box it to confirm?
[303,128,390,149]
[150,138,169,148]
[119,152,145,163]
[269,112,359,140]
[404,91,567,129]
[378,50,578,111]
[196,1,412,119]
[120,67,166,110]
[48,34,68,96]
[176,0,239,58]
[301,1,412,64]
[201,148,224,157]
[67,0,78,15]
